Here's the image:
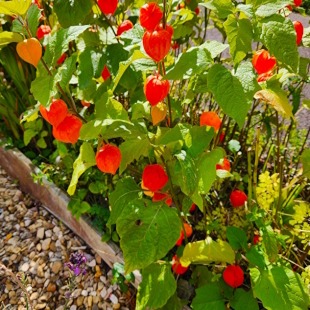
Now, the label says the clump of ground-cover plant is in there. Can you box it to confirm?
[0,0,309,308]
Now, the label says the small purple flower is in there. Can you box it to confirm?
[65,252,87,276]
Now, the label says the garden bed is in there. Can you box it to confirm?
[0,145,141,288]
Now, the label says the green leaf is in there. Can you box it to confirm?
[230,289,259,310]
[261,226,278,263]
[119,137,151,174]
[117,201,181,273]
[197,148,225,195]
[23,128,37,146]
[187,126,215,157]
[201,40,229,59]
[159,292,185,310]
[237,4,255,18]
[68,199,91,220]
[300,148,310,178]
[224,15,253,66]
[55,54,78,90]
[165,43,213,80]
[111,50,148,93]
[250,266,310,310]
[78,48,104,89]
[30,74,57,107]
[255,0,290,18]
[0,0,31,16]
[180,237,235,267]
[136,263,177,310]
[254,88,292,118]
[172,150,198,197]
[191,283,226,310]
[246,246,266,269]
[0,31,22,46]
[108,177,142,227]
[226,226,248,250]
[95,94,128,121]
[302,27,310,48]
[26,3,41,36]
[228,139,241,153]
[207,64,250,127]
[44,25,90,66]
[67,142,96,196]
[79,120,103,140]
[261,18,299,72]
[234,61,261,101]
[53,0,92,28]
[210,0,235,19]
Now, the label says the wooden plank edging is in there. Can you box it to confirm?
[0,146,141,287]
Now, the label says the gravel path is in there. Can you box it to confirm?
[0,167,135,310]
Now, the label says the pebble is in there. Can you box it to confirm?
[109,294,118,304]
[42,238,51,250]
[0,167,130,309]
[51,261,62,274]
[20,262,30,272]
[37,227,45,239]
[88,259,96,267]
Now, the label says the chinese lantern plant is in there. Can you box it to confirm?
[1,0,310,309]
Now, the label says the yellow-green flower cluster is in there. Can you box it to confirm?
[256,171,280,211]
[289,202,310,248]
[201,206,250,239]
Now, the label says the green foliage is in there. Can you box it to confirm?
[1,0,309,308]
[180,237,235,267]
[117,199,181,273]
[250,266,310,310]
[207,64,250,127]
[53,0,92,28]
[136,263,177,310]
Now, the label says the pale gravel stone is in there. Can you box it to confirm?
[41,238,51,251]
[109,294,118,305]
[20,262,30,272]
[37,227,45,239]
[0,167,128,309]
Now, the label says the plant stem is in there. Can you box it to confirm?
[253,126,261,201]
[274,156,284,224]
[247,148,253,208]
[0,264,32,310]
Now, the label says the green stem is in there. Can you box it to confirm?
[274,156,284,224]
[253,126,261,201]
[247,148,253,208]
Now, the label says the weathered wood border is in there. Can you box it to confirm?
[0,146,141,287]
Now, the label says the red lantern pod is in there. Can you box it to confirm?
[216,158,231,172]
[223,265,244,288]
[97,0,118,15]
[142,164,168,192]
[172,255,188,275]
[96,144,122,175]
[140,2,163,31]
[294,0,302,6]
[252,49,276,75]
[36,25,51,40]
[144,74,170,106]
[200,111,222,131]
[39,98,68,127]
[230,190,247,208]
[293,21,303,45]
[101,65,111,81]
[52,114,83,144]
[117,20,134,36]
[143,28,172,62]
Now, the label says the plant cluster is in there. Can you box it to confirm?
[0,0,310,309]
